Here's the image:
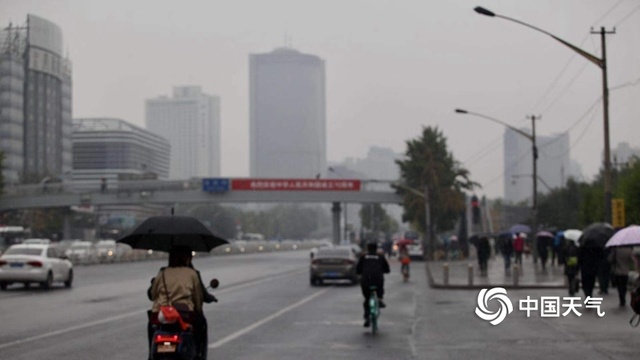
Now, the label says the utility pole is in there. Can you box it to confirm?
[527,114,539,263]
[591,26,616,224]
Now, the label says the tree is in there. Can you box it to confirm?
[359,203,399,239]
[395,126,477,257]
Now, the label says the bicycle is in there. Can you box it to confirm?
[400,256,411,282]
[368,285,380,334]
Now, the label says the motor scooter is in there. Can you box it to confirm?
[150,278,219,360]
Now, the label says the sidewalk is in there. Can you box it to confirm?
[425,252,567,290]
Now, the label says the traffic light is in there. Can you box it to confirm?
[471,195,480,224]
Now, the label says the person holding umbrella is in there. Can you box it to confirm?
[119,213,228,360]
[148,245,208,360]
[579,223,614,298]
[609,246,633,307]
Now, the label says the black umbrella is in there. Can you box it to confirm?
[117,215,228,252]
[579,222,614,249]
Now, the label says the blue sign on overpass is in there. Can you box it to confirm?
[202,178,230,193]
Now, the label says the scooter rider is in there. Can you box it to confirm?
[147,245,213,360]
[356,242,390,327]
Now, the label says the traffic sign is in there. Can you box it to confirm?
[612,198,625,228]
[202,178,230,193]
[231,179,361,191]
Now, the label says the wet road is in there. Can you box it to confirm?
[0,252,638,359]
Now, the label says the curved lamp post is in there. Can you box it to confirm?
[473,6,614,223]
[455,108,539,261]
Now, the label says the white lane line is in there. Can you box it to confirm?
[0,309,147,350]
[208,288,330,349]
[0,269,306,350]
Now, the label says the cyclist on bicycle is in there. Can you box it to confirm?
[356,242,390,327]
[398,244,411,281]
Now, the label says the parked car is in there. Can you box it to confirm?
[0,243,73,289]
[65,241,97,264]
[310,246,359,286]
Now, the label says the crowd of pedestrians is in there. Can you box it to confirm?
[476,228,640,309]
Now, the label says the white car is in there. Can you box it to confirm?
[407,241,425,260]
[65,241,97,264]
[95,240,117,263]
[0,244,73,290]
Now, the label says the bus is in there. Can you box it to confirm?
[0,226,28,254]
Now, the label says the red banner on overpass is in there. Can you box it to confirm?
[231,179,361,191]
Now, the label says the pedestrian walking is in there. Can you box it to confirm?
[609,247,633,307]
[536,234,551,272]
[563,237,580,296]
[579,246,604,298]
[513,233,525,265]
[598,247,612,295]
[499,233,514,275]
[476,235,491,277]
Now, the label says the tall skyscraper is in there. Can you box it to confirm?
[145,86,220,179]
[504,129,570,204]
[0,15,72,184]
[249,47,326,178]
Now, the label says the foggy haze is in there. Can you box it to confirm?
[2,0,639,199]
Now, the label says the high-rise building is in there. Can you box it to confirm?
[504,129,570,204]
[145,86,220,179]
[249,47,326,178]
[0,15,72,184]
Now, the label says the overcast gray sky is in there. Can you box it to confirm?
[2,0,639,198]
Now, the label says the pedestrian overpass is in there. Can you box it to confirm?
[0,178,404,243]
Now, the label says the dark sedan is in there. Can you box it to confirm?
[310,246,359,286]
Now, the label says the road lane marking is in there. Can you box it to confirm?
[0,309,147,350]
[0,268,306,350]
[208,288,330,349]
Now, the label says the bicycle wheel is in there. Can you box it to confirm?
[369,295,378,334]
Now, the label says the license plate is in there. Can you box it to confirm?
[157,344,177,353]
[10,263,23,268]
[324,272,340,277]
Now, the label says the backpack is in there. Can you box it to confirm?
[629,285,640,327]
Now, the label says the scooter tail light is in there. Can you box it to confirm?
[154,334,180,344]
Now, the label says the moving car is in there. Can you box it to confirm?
[407,240,425,260]
[95,239,117,263]
[65,241,97,264]
[0,243,73,289]
[310,246,359,286]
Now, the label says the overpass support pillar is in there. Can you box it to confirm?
[331,202,341,245]
[63,210,71,239]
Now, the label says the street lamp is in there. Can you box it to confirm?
[455,108,539,260]
[473,6,615,224]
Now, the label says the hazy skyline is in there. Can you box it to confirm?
[2,0,639,199]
